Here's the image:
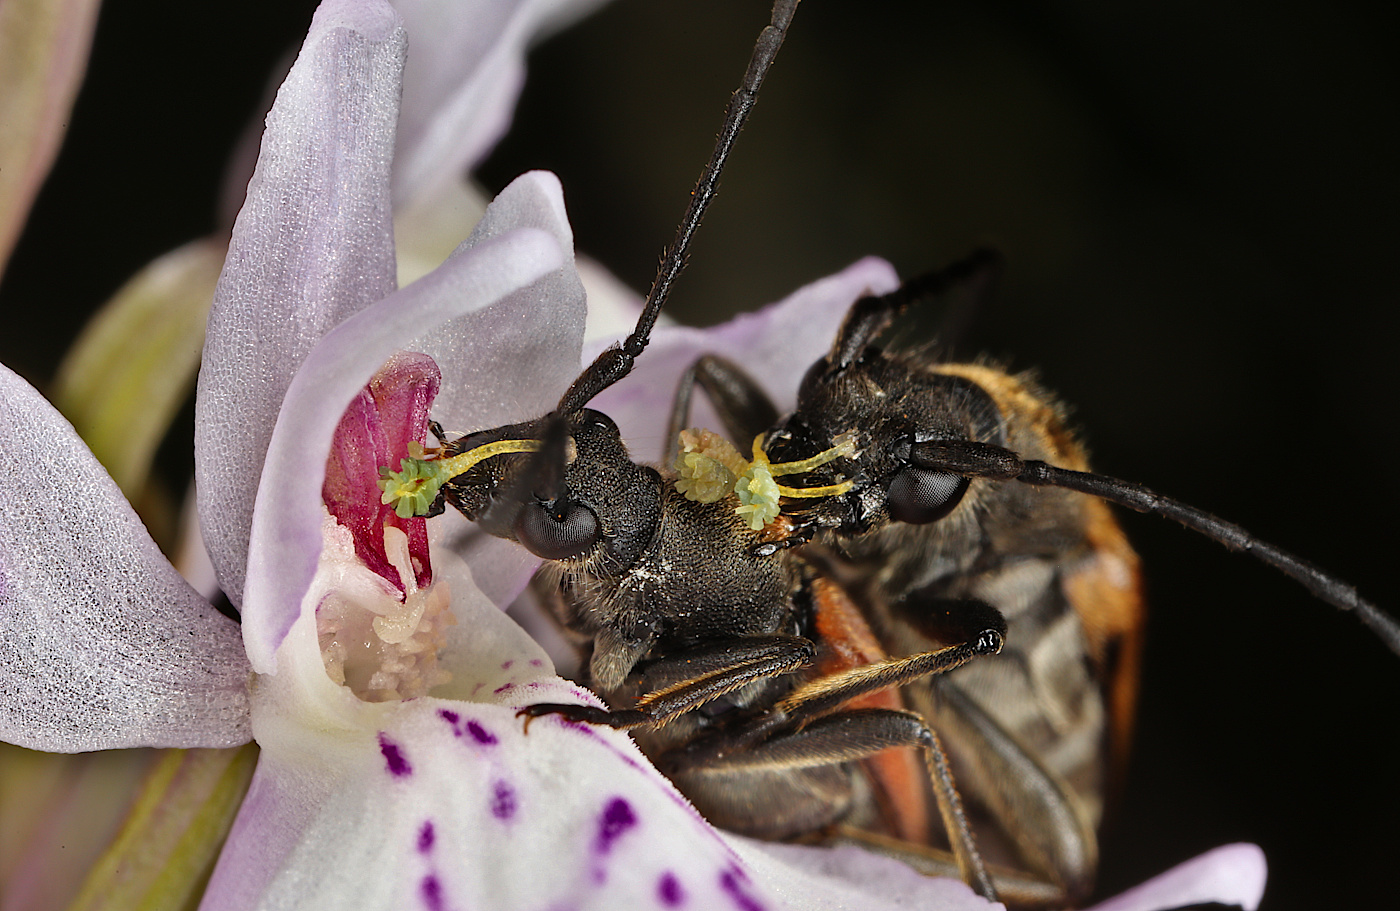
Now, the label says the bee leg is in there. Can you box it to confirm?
[664,353,779,464]
[921,678,1099,905]
[518,634,815,729]
[664,707,998,903]
[891,595,1099,900]
[761,606,1005,725]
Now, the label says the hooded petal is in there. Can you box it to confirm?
[414,170,586,431]
[588,256,900,458]
[196,0,407,607]
[322,351,441,591]
[241,222,565,673]
[410,170,588,609]
[0,365,250,752]
[391,0,610,206]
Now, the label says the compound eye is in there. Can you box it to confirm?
[887,466,969,525]
[514,500,601,560]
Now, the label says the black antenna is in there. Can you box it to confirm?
[555,0,801,417]
[908,438,1400,655]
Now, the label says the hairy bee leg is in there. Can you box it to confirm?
[765,611,1005,724]
[923,679,1098,904]
[519,635,815,730]
[664,707,997,902]
[636,634,813,691]
[664,354,780,464]
[825,827,1065,909]
[890,593,1100,899]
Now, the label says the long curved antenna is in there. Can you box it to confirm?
[908,438,1400,655]
[556,0,801,417]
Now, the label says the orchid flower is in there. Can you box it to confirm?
[0,1,1270,909]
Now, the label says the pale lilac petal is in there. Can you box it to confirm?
[196,0,407,607]
[1086,844,1266,911]
[416,170,586,432]
[588,257,900,459]
[392,0,610,205]
[241,226,565,673]
[411,170,588,610]
[0,365,250,752]
[734,840,998,911]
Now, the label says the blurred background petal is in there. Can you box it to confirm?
[0,0,102,281]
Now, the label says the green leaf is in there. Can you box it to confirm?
[64,744,258,911]
[53,239,224,496]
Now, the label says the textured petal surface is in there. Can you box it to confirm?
[391,0,609,206]
[241,225,565,673]
[1086,844,1266,911]
[588,257,900,460]
[196,0,407,607]
[733,840,1000,911]
[415,170,586,432]
[0,366,251,752]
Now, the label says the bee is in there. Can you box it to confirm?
[375,3,1400,906]
[471,3,1399,908]
[655,243,1400,905]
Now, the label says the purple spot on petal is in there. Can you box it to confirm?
[471,682,484,695]
[530,658,544,667]
[420,874,443,911]
[466,720,498,745]
[719,869,765,911]
[501,659,514,670]
[658,872,685,907]
[493,683,515,694]
[594,797,637,855]
[378,734,412,777]
[490,780,517,820]
[438,708,460,726]
[417,821,435,854]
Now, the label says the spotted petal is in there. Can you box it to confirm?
[205,531,1002,911]
[0,365,249,752]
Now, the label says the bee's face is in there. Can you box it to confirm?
[477,4,1397,907]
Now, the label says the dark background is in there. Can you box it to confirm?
[2,2,1396,908]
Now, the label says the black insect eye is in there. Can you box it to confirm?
[887,466,969,525]
[514,500,601,560]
